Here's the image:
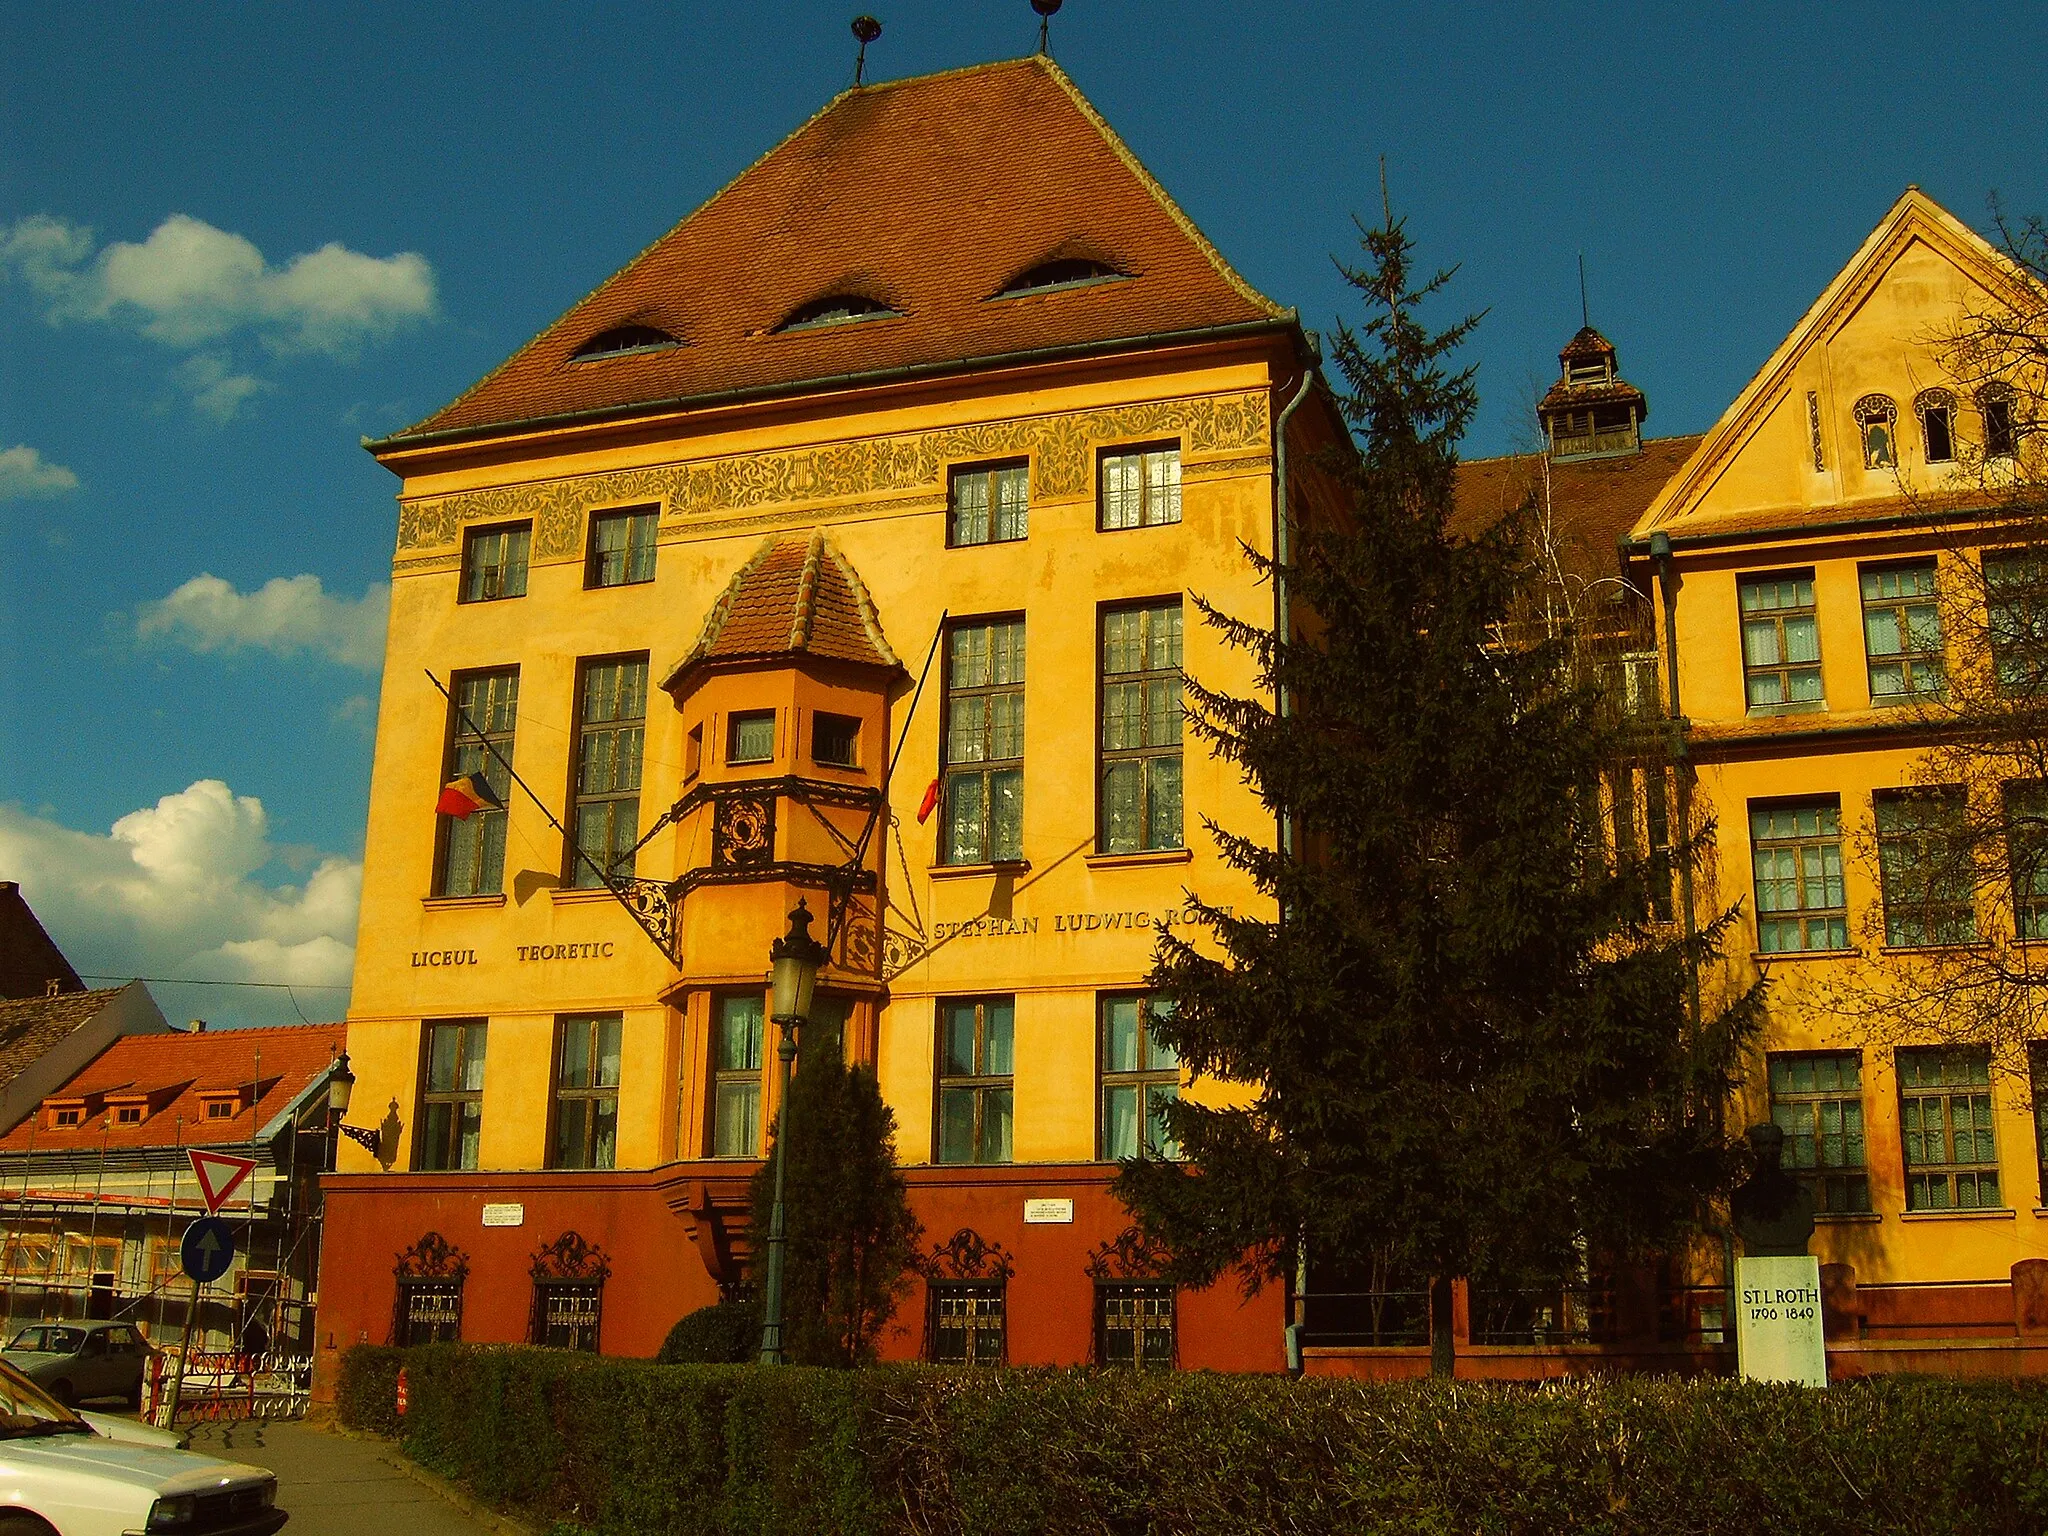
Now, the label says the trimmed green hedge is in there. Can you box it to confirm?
[336,1345,2048,1535]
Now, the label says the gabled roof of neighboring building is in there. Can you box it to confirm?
[378,55,1286,449]
[0,1023,346,1154]
[0,988,126,1094]
[0,882,83,1000]
[664,531,901,692]
[1455,434,1705,587]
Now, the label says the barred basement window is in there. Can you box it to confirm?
[533,1281,602,1352]
[948,461,1028,547]
[711,993,763,1157]
[940,618,1024,864]
[585,506,657,588]
[1900,1048,2000,1210]
[436,668,518,898]
[1099,444,1181,530]
[928,1281,1005,1364]
[1100,994,1180,1160]
[416,1019,487,1172]
[1860,562,1943,700]
[937,997,1013,1165]
[1769,1052,1869,1214]
[1096,1283,1174,1368]
[1875,788,1974,946]
[459,523,530,603]
[569,657,647,887]
[1750,801,1847,952]
[1739,572,1822,710]
[396,1279,462,1346]
[550,1013,621,1170]
[1099,601,1183,853]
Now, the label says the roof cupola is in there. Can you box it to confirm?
[1536,326,1648,461]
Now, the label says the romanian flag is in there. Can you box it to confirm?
[436,772,504,819]
[916,777,942,825]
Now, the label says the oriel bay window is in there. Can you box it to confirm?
[711,993,764,1157]
[586,505,657,587]
[569,657,647,887]
[928,1282,1005,1364]
[1860,562,1943,700]
[1100,994,1180,1160]
[459,522,530,603]
[1768,1053,1869,1214]
[436,668,518,898]
[948,460,1028,546]
[1100,601,1183,854]
[1875,788,1975,946]
[416,1019,487,1172]
[1739,572,1822,710]
[937,997,1013,1164]
[941,618,1024,864]
[1750,801,1847,952]
[1900,1048,2000,1210]
[1099,444,1181,530]
[551,1013,621,1170]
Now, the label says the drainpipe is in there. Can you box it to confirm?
[1272,351,1318,1374]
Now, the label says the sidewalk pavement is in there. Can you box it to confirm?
[182,1420,518,1536]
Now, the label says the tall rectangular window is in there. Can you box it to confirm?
[948,461,1028,547]
[532,1281,602,1352]
[1099,444,1182,530]
[551,1013,621,1170]
[1750,801,1847,952]
[1768,1053,1868,1214]
[928,1281,1005,1365]
[569,657,647,887]
[1096,1283,1174,1368]
[711,994,763,1157]
[459,523,531,603]
[1985,552,2047,696]
[941,618,1024,864]
[937,997,1013,1165]
[2032,1044,2048,1210]
[1985,393,2017,459]
[1900,1048,1999,1210]
[1860,562,1942,700]
[1739,572,1821,709]
[1100,994,1180,1160]
[436,669,518,897]
[728,710,776,765]
[416,1020,487,1172]
[586,506,657,588]
[1875,788,1975,946]
[1100,602,1183,854]
[2008,783,2048,940]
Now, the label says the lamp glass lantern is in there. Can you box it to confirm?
[328,1051,356,1117]
[769,900,827,1022]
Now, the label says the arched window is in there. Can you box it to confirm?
[1914,388,1957,464]
[774,294,900,332]
[1980,383,2018,459]
[1853,394,1898,470]
[571,324,681,361]
[993,258,1126,298]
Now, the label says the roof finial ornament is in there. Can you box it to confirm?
[1032,0,1062,55]
[851,15,881,86]
[1578,251,1590,329]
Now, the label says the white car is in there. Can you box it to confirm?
[0,1363,283,1535]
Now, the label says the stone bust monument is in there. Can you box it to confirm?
[1730,1122,1816,1257]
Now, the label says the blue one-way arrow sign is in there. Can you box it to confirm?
[181,1216,235,1284]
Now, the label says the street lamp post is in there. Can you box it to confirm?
[758,899,828,1366]
[326,1051,356,1172]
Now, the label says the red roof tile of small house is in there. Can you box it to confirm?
[664,531,901,693]
[0,1023,345,1152]
[380,56,1286,447]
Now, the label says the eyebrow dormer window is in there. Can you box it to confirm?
[994,259,1125,298]
[571,324,681,361]
[775,294,899,332]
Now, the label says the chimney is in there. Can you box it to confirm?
[186,1019,208,1034]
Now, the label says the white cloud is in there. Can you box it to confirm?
[1,213,436,357]
[135,574,389,671]
[176,355,271,423]
[0,780,359,1026]
[0,444,79,500]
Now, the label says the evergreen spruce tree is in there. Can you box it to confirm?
[1114,207,1763,1376]
[749,1039,922,1366]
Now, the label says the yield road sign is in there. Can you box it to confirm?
[181,1216,235,1284]
[187,1148,257,1213]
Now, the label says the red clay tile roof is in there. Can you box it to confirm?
[1558,326,1618,363]
[1454,435,1704,585]
[666,532,900,693]
[1537,378,1650,417]
[0,882,82,1001]
[0,1023,345,1153]
[0,988,123,1093]
[386,56,1285,446]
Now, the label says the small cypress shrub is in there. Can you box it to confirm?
[658,1300,759,1364]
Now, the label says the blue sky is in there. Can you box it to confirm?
[2,1,2043,1024]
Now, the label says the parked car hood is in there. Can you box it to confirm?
[1,1350,65,1373]
[2,1434,268,1495]
[80,1410,185,1450]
